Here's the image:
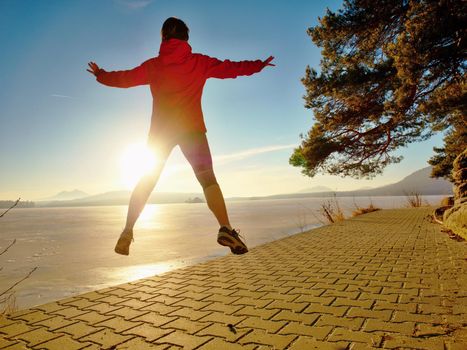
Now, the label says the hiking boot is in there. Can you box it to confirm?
[115,229,134,256]
[217,227,248,255]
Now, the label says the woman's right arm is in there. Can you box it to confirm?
[87,58,155,88]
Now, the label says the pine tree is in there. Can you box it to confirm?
[290,0,466,179]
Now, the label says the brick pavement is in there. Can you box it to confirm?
[1,208,466,349]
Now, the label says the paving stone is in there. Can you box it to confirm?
[237,316,286,333]
[271,310,319,324]
[83,302,122,315]
[288,336,349,350]
[79,329,133,348]
[114,337,168,349]
[92,295,128,306]
[195,322,249,342]
[0,338,20,349]
[78,291,107,302]
[233,305,278,319]
[197,338,256,350]
[238,329,295,349]
[74,311,113,325]
[279,322,333,339]
[122,323,173,341]
[154,331,211,350]
[31,335,86,350]
[14,327,60,347]
[168,307,211,321]
[346,307,392,321]
[0,318,22,329]
[314,315,365,330]
[31,302,66,314]
[173,299,212,310]
[131,312,177,326]
[372,301,416,313]
[328,328,382,345]
[161,317,209,334]
[199,312,245,325]
[231,297,272,308]
[50,307,87,319]
[382,334,445,349]
[109,306,149,320]
[117,298,153,310]
[94,315,142,332]
[332,298,373,309]
[152,288,184,297]
[260,292,298,302]
[363,319,415,335]
[141,302,181,315]
[304,303,349,317]
[146,294,183,306]
[392,310,442,323]
[54,322,102,339]
[0,322,36,338]
[32,315,77,331]
[9,311,52,325]
[265,300,308,313]
[61,298,98,310]
[0,342,30,350]
[201,302,243,315]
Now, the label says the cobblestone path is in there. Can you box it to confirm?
[1,208,466,349]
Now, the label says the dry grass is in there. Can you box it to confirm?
[352,202,381,217]
[319,195,345,224]
[404,191,424,207]
[1,198,37,315]
[0,294,17,315]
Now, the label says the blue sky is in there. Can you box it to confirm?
[0,0,443,200]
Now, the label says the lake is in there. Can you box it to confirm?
[0,195,443,309]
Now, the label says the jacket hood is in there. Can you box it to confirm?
[159,39,192,64]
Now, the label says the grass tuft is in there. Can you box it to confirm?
[352,202,381,217]
[319,195,345,224]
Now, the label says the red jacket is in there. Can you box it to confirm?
[96,39,267,138]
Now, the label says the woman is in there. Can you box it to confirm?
[87,17,274,256]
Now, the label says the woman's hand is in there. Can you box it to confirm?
[87,61,102,76]
[263,56,275,67]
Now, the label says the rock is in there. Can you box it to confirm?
[444,204,467,239]
[443,148,467,240]
[440,196,454,206]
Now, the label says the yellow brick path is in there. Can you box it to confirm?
[1,208,466,349]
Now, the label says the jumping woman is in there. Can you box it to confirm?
[87,17,274,256]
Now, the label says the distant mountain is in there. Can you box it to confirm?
[357,186,374,190]
[37,190,204,207]
[357,167,452,196]
[41,189,88,201]
[250,166,453,201]
[34,166,452,208]
[298,186,333,193]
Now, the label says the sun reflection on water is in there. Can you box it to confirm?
[112,262,180,282]
[138,204,162,229]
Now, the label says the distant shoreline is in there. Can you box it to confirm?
[0,193,450,209]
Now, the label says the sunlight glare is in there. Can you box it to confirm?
[114,263,181,282]
[120,143,157,189]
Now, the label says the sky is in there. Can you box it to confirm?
[0,0,444,200]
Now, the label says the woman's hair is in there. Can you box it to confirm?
[161,17,189,41]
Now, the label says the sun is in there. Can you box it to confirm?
[120,142,157,189]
